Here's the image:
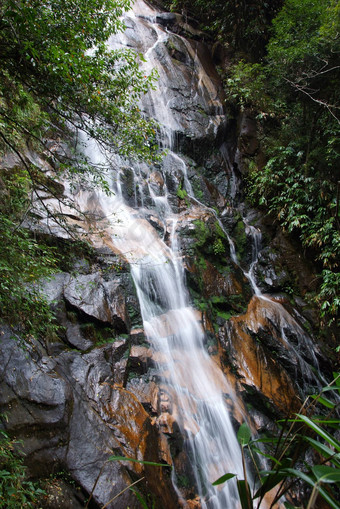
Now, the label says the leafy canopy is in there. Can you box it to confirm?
[0,0,159,335]
[0,0,159,159]
[224,0,340,324]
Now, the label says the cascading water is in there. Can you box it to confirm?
[40,1,327,506]
[76,2,250,507]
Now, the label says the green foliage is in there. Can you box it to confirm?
[0,0,160,337]
[164,0,282,59]
[232,217,247,262]
[222,0,340,324]
[191,219,227,256]
[0,0,159,160]
[247,143,340,324]
[177,182,188,200]
[213,375,340,508]
[0,168,59,336]
[212,237,225,255]
[224,61,272,112]
[191,219,210,247]
[0,428,45,508]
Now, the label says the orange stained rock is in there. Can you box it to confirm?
[201,310,215,333]
[226,298,301,413]
[236,296,306,351]
[103,387,152,472]
[186,496,202,509]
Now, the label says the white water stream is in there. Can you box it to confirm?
[33,1,331,506]
[30,0,334,506]
[77,2,249,507]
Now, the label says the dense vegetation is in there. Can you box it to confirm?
[0,0,158,335]
[166,0,340,327]
[0,428,45,507]
[213,376,340,509]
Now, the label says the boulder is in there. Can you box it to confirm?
[64,273,129,331]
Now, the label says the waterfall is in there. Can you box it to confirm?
[76,1,250,507]
[46,0,327,505]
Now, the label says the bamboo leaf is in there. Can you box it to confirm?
[296,414,340,452]
[250,446,282,466]
[212,473,236,486]
[283,469,340,509]
[304,437,340,467]
[311,394,335,409]
[253,471,287,499]
[312,465,340,483]
[237,423,252,446]
[237,480,252,509]
[130,488,149,509]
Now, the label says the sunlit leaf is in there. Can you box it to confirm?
[237,423,252,446]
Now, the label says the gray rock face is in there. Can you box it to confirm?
[64,273,129,332]
[0,1,331,508]
[0,323,176,508]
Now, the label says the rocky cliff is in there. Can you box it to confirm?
[0,1,337,508]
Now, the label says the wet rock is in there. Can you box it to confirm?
[155,11,205,41]
[64,273,129,332]
[127,377,159,415]
[39,477,86,509]
[238,112,259,157]
[218,295,325,415]
[0,324,178,508]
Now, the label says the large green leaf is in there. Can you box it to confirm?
[237,480,252,509]
[212,473,236,486]
[296,414,340,452]
[312,465,340,483]
[237,423,252,446]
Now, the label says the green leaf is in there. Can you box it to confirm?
[304,437,340,467]
[130,488,149,509]
[312,465,340,483]
[283,468,340,509]
[212,473,236,486]
[237,480,252,509]
[311,394,335,409]
[296,414,340,452]
[250,446,282,466]
[237,423,252,446]
[253,471,287,499]
[109,455,170,468]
